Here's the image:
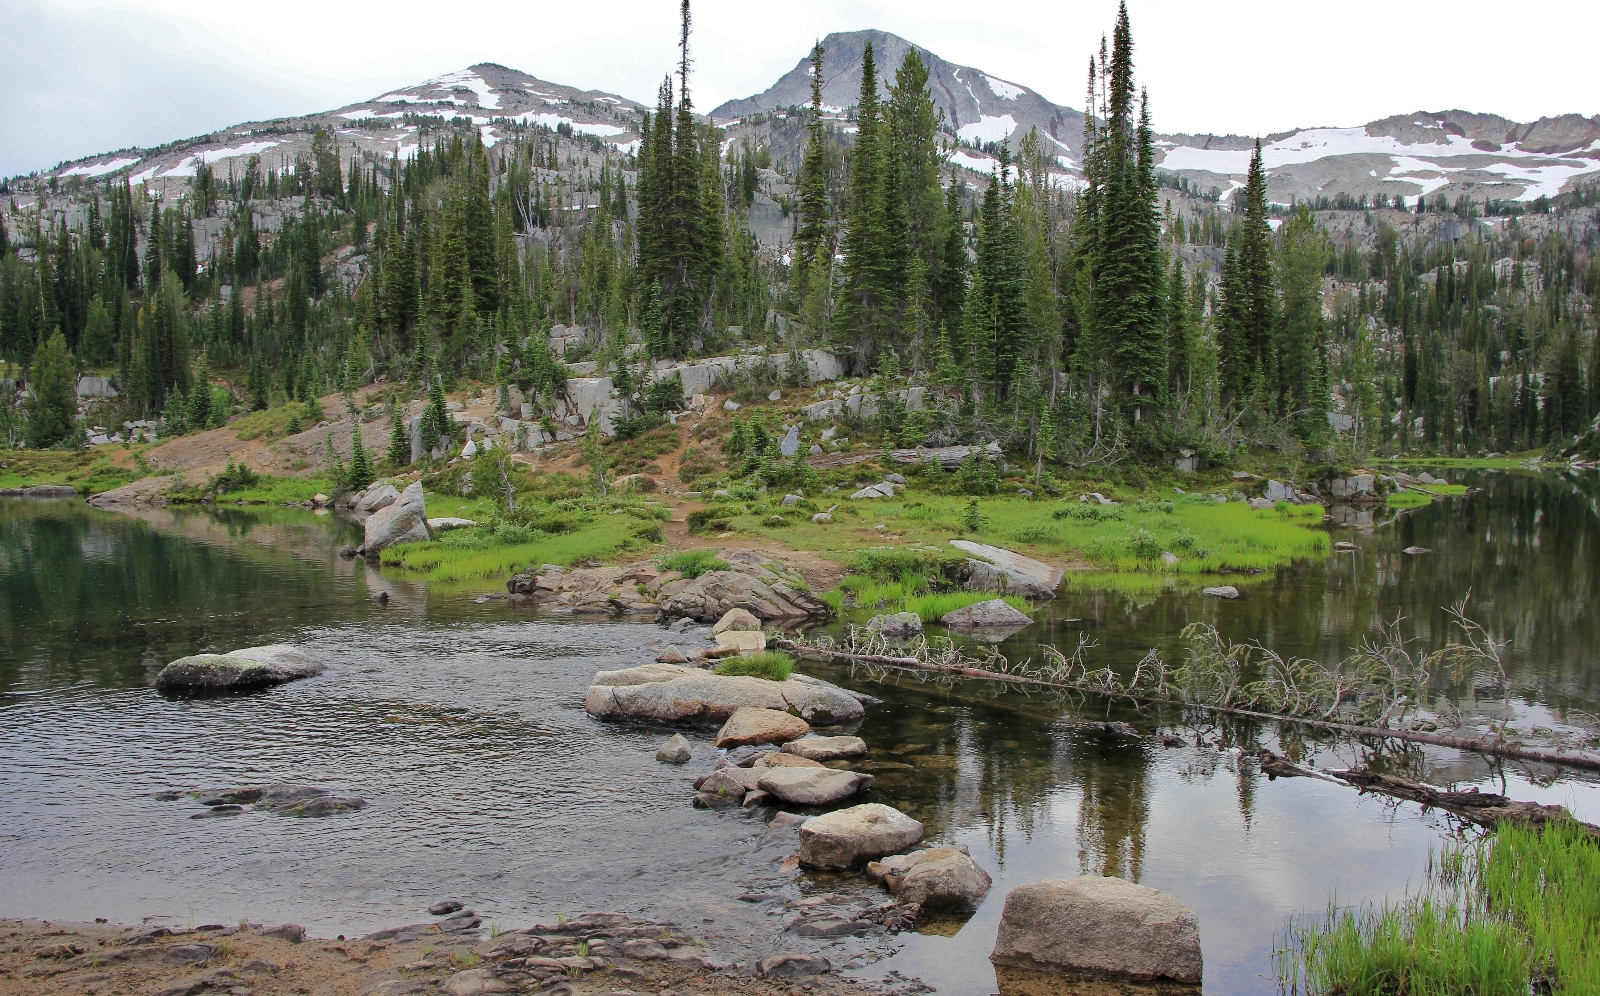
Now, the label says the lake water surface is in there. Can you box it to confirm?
[3,470,1597,995]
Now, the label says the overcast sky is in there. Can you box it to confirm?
[5,0,1597,177]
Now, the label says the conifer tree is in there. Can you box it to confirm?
[793,42,830,299]
[386,398,410,466]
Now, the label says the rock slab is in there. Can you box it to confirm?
[154,645,325,691]
[989,876,1202,984]
[798,804,924,870]
[941,598,1033,629]
[782,735,867,761]
[756,767,872,806]
[585,665,864,724]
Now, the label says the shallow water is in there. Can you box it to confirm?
[2,471,1597,994]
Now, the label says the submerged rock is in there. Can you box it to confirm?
[173,783,365,817]
[1403,546,1432,555]
[990,876,1202,985]
[154,645,325,691]
[714,707,810,748]
[364,482,431,556]
[757,953,831,978]
[798,803,924,870]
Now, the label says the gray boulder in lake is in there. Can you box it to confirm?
[989,876,1202,985]
[154,645,325,691]
[782,735,867,761]
[585,664,864,724]
[950,540,1063,599]
[756,766,872,806]
[363,482,431,556]
[881,847,992,911]
[865,611,923,641]
[656,733,692,764]
[941,598,1033,630]
[798,803,924,870]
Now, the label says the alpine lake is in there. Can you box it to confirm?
[3,467,1597,995]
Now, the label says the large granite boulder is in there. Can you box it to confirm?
[989,876,1202,985]
[756,767,873,806]
[950,541,1062,600]
[585,665,864,724]
[354,483,399,513]
[363,482,430,556]
[798,804,924,870]
[714,707,811,748]
[154,645,325,691]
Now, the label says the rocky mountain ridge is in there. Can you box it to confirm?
[26,35,1600,209]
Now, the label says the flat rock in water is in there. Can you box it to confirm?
[656,733,692,764]
[865,611,923,641]
[364,482,430,555]
[886,847,993,911]
[714,707,809,748]
[585,665,864,724]
[949,541,1063,599]
[798,803,924,870]
[756,767,872,806]
[154,645,324,691]
[1202,586,1240,599]
[758,751,826,769]
[1333,541,1360,551]
[782,735,867,761]
[1404,546,1432,555]
[990,876,1201,985]
[941,598,1032,630]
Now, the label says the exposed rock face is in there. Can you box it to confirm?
[14,484,78,499]
[507,561,661,615]
[941,598,1033,630]
[658,568,826,622]
[889,848,992,910]
[154,645,325,691]
[782,735,867,761]
[363,482,431,556]
[714,707,811,748]
[950,541,1062,600]
[756,767,873,806]
[798,804,925,870]
[866,612,924,641]
[989,876,1202,985]
[585,665,864,724]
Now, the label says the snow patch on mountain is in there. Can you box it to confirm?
[59,157,140,178]
[984,75,1025,100]
[957,114,1017,146]
[505,111,627,137]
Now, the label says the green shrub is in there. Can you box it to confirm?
[494,521,538,544]
[715,651,793,682]
[632,522,664,544]
[659,549,729,578]
[686,509,732,534]
[1125,528,1163,560]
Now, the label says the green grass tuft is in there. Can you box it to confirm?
[658,549,729,578]
[714,651,793,681]
[1277,820,1600,996]
[1386,489,1434,508]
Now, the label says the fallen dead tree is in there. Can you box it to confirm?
[783,600,1600,774]
[1256,751,1600,838]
